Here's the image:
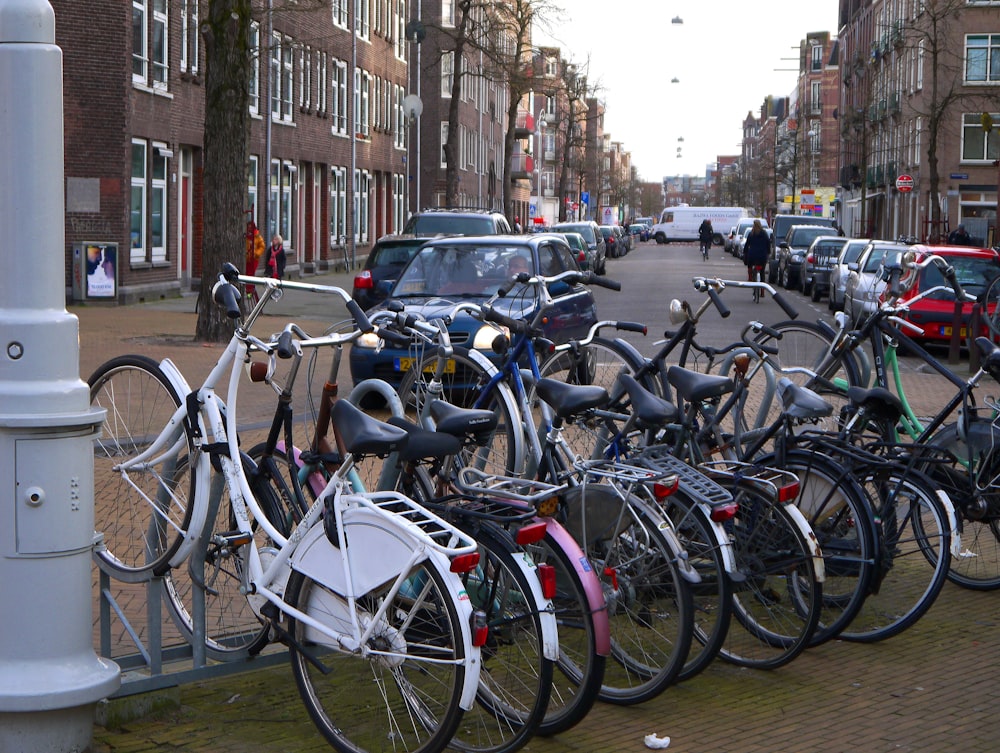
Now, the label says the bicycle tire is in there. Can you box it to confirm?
[716,487,823,670]
[752,319,863,434]
[561,484,693,706]
[756,449,878,645]
[658,489,734,681]
[162,452,273,660]
[984,276,1000,338]
[397,347,520,477]
[840,467,952,642]
[89,355,194,580]
[535,337,654,462]
[286,556,468,753]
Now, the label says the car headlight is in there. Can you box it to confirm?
[472,324,508,350]
[355,331,381,349]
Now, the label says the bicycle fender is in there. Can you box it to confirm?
[936,488,962,560]
[782,503,826,583]
[291,516,482,710]
[508,550,560,661]
[540,519,612,656]
[462,347,526,474]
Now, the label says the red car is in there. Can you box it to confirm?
[890,244,1000,343]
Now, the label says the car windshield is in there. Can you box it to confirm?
[555,224,595,243]
[392,244,533,298]
[841,241,868,265]
[406,215,495,236]
[371,242,423,267]
[918,256,1000,300]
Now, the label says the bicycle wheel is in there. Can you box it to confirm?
[162,453,274,660]
[397,347,519,477]
[286,559,468,753]
[659,490,734,681]
[758,450,878,645]
[561,484,693,705]
[448,525,554,753]
[751,319,863,434]
[923,423,1000,590]
[523,530,606,737]
[535,337,653,461]
[840,467,952,642]
[717,486,823,670]
[89,355,194,580]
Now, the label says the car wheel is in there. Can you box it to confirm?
[801,276,811,296]
[780,265,789,289]
[811,284,822,303]
[597,255,607,275]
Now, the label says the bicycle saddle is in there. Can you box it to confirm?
[776,378,832,419]
[666,365,734,404]
[619,374,679,428]
[428,400,498,439]
[331,399,408,457]
[386,415,462,461]
[846,385,904,422]
[535,378,609,419]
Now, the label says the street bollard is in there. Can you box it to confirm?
[0,1,120,750]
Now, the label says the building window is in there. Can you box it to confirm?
[354,169,370,244]
[151,0,168,87]
[443,0,455,26]
[966,34,1000,83]
[395,0,407,60]
[441,121,449,167]
[180,0,198,74]
[916,40,924,90]
[151,144,168,263]
[130,139,147,264]
[354,68,371,137]
[247,155,259,223]
[441,51,454,97]
[271,33,294,122]
[393,173,405,233]
[132,1,147,81]
[961,112,1000,161]
[332,0,347,28]
[356,0,370,39]
[811,44,823,71]
[317,52,327,114]
[300,46,312,109]
[332,59,348,135]
[249,22,260,115]
[269,160,295,246]
[330,166,347,245]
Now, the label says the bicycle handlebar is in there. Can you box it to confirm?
[548,319,649,353]
[690,276,800,320]
[497,269,621,298]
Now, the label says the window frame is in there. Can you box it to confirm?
[130,139,147,265]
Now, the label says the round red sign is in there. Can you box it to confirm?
[896,174,914,192]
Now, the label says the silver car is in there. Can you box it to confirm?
[828,238,870,312]
[844,241,909,324]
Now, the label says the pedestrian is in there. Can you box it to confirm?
[698,219,714,260]
[947,224,973,246]
[245,226,265,302]
[743,219,771,286]
[514,216,523,234]
[265,234,286,279]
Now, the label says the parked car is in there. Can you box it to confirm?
[402,208,512,236]
[629,224,650,243]
[733,226,772,261]
[844,241,909,324]
[548,231,593,271]
[552,221,607,273]
[768,214,837,282]
[349,235,599,392]
[777,225,840,290]
[828,238,871,312]
[614,225,632,254]
[892,244,1000,344]
[599,224,622,258]
[351,234,429,311]
[800,236,850,301]
[724,226,739,255]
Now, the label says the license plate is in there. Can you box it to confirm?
[396,357,456,374]
[938,326,968,338]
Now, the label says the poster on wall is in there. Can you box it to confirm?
[86,244,117,298]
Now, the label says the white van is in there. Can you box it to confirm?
[650,206,750,245]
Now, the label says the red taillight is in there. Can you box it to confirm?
[515,521,547,545]
[578,251,586,263]
[471,610,489,647]
[537,563,556,599]
[806,253,815,264]
[603,566,618,591]
[710,502,738,522]
[450,552,480,573]
[353,270,373,290]
[778,482,800,503]
[652,476,680,500]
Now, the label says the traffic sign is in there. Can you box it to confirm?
[896,174,914,192]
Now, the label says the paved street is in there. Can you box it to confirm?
[80,240,999,753]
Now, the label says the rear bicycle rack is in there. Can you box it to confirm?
[631,445,734,507]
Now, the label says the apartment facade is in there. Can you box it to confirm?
[57,0,411,302]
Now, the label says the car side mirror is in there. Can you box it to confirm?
[847,262,859,272]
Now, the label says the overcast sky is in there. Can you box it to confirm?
[535,0,840,181]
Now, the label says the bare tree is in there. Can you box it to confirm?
[196,0,253,341]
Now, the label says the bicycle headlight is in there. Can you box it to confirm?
[668,298,689,325]
[473,324,508,350]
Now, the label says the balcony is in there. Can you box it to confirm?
[510,152,533,180]
[889,92,901,114]
[514,110,534,139]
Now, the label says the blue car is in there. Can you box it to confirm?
[349,235,599,392]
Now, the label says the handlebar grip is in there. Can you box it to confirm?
[888,267,904,298]
[482,304,530,334]
[346,299,373,333]
[755,339,780,356]
[212,280,242,319]
[276,330,295,359]
[221,262,241,283]
[757,323,783,340]
[498,274,529,297]
[707,287,731,318]
[616,321,647,334]
[772,292,799,319]
[941,264,967,299]
[378,327,412,347]
[588,273,622,291]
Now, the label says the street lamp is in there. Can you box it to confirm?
[807,129,817,190]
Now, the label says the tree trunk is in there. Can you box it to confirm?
[196,0,252,342]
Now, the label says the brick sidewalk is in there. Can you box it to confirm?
[75,301,1000,753]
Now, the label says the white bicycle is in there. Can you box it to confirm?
[89,264,484,753]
